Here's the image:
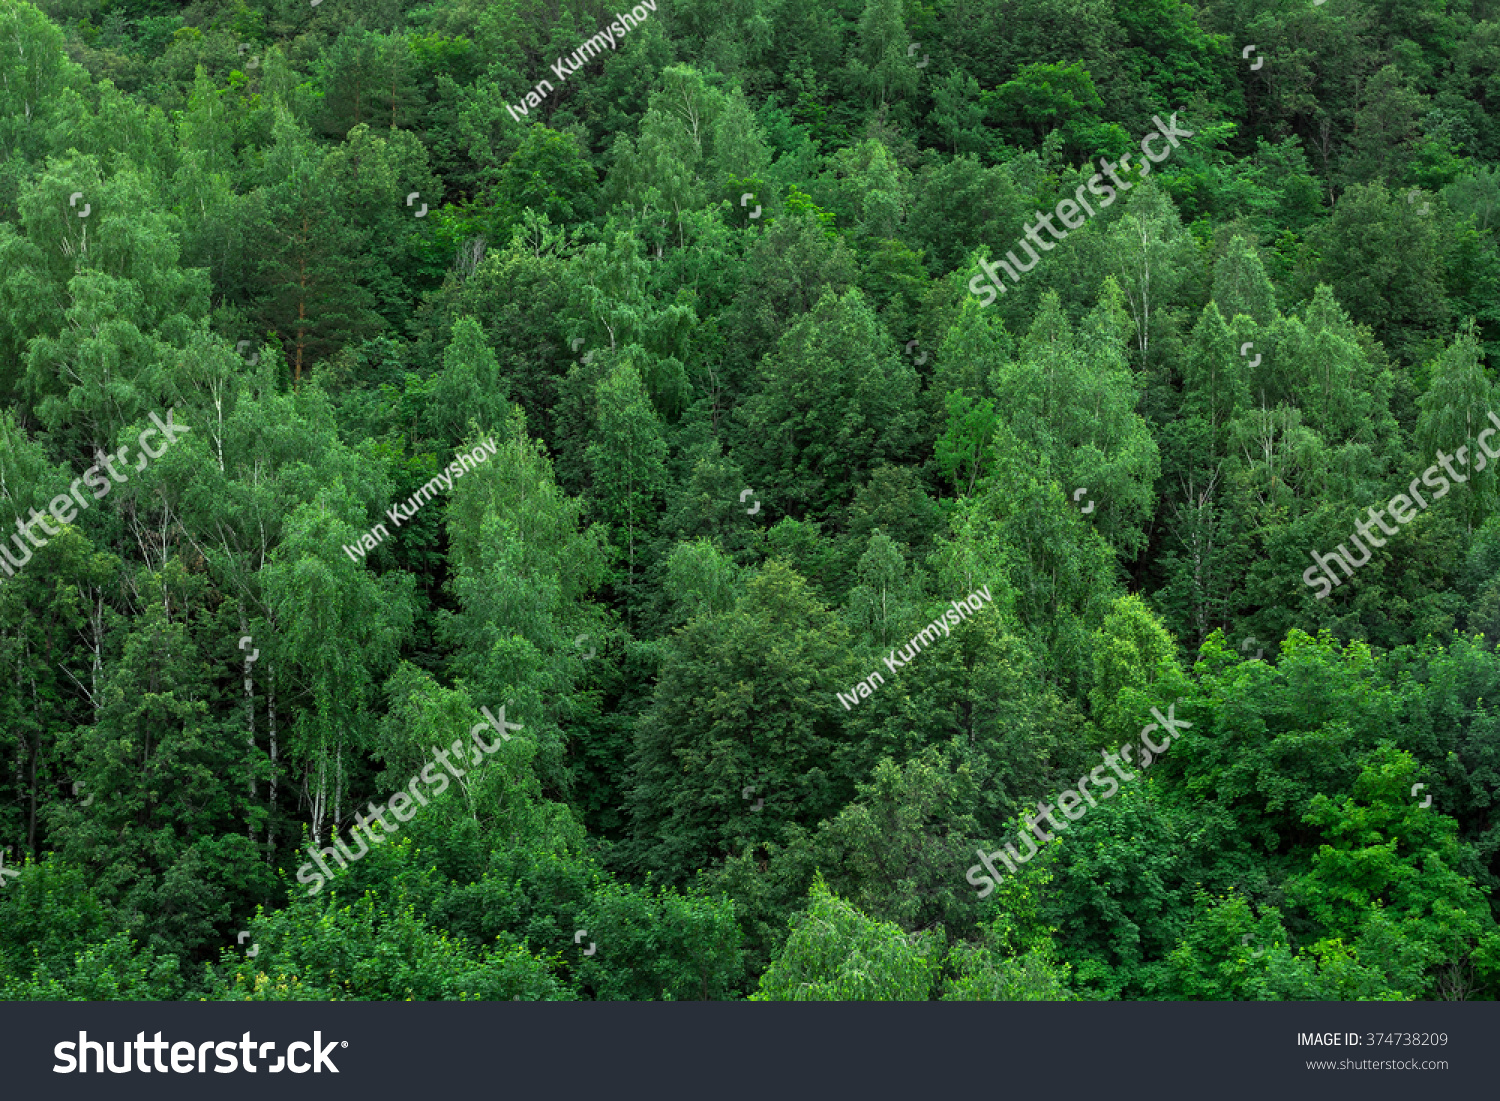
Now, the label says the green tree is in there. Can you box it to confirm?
[735,287,920,520]
[847,0,918,111]
[752,875,941,1000]
[625,560,859,883]
[1415,322,1498,533]
[585,361,669,619]
[246,108,384,383]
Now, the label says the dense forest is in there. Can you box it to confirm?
[1,0,1499,1002]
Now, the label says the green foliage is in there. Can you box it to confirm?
[752,875,942,1000]
[575,878,746,1000]
[3,0,1500,1007]
[210,867,572,1001]
[987,61,1105,155]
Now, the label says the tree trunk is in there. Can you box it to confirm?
[295,213,309,385]
[242,610,257,845]
[267,659,278,858]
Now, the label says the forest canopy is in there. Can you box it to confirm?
[1,0,1499,1002]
